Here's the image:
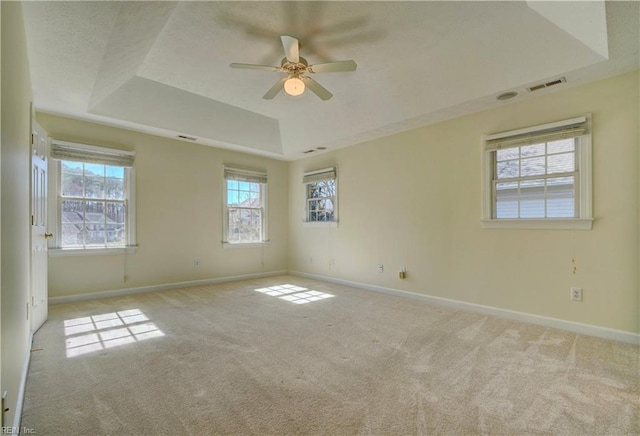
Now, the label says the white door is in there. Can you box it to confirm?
[31,121,49,332]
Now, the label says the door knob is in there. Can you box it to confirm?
[44,232,53,239]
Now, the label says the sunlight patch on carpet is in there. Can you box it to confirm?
[254,284,334,305]
[64,309,165,357]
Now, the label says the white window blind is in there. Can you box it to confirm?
[224,166,268,184]
[51,139,135,167]
[303,167,336,184]
[484,116,587,151]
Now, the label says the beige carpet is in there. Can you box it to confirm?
[21,275,639,435]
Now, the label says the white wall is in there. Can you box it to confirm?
[37,114,289,298]
[288,71,639,335]
[1,2,33,427]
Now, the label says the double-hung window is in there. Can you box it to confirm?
[223,166,267,245]
[51,140,136,250]
[482,115,592,229]
[303,167,337,224]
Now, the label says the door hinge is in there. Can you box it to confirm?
[32,215,35,225]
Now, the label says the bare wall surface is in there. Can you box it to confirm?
[38,114,289,297]
[1,1,33,427]
[288,71,640,334]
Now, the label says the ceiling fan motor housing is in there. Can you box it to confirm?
[281,57,309,76]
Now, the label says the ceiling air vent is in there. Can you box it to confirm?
[527,77,566,92]
[177,134,197,141]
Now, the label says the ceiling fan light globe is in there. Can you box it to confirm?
[284,77,305,96]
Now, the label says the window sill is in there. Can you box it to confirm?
[481,218,593,230]
[302,221,339,228]
[222,241,269,249]
[48,246,138,257]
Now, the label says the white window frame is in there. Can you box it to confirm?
[303,167,338,227]
[481,115,593,230]
[222,166,268,247]
[49,139,137,256]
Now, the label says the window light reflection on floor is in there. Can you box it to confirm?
[254,284,334,304]
[64,309,164,358]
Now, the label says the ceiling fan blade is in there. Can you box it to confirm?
[308,60,357,73]
[263,77,287,100]
[230,63,281,72]
[302,76,333,101]
[281,35,300,63]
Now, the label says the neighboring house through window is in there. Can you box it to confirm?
[51,140,136,250]
[303,167,337,224]
[223,166,267,245]
[482,115,592,229]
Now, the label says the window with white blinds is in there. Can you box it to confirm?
[223,166,268,245]
[50,140,136,250]
[481,116,593,229]
[303,167,337,224]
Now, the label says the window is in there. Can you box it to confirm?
[223,166,267,245]
[482,115,592,229]
[303,167,337,224]
[51,140,136,250]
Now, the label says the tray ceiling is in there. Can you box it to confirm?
[22,1,639,160]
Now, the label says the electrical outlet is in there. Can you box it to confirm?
[378,264,384,273]
[194,259,200,269]
[571,287,582,301]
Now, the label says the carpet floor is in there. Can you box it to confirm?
[21,275,639,435]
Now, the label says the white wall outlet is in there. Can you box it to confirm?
[194,259,200,269]
[378,264,384,273]
[571,287,582,301]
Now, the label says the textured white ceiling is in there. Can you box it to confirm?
[22,1,639,160]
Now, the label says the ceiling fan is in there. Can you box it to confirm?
[230,35,357,101]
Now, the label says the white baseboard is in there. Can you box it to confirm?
[12,331,33,430]
[289,271,640,345]
[48,270,289,305]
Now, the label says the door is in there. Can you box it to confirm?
[31,121,49,332]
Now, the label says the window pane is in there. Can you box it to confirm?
[496,148,519,162]
[547,176,575,217]
[62,172,83,197]
[495,182,518,218]
[84,200,106,246]
[85,175,105,198]
[547,152,574,174]
[61,161,83,174]
[105,202,125,246]
[106,178,124,199]
[496,160,519,179]
[521,143,545,157]
[548,139,574,154]
[520,156,545,177]
[106,166,124,178]
[84,164,104,177]
[61,200,84,247]
[520,179,545,218]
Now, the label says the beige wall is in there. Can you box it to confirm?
[1,2,33,427]
[289,71,639,334]
[37,114,289,297]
